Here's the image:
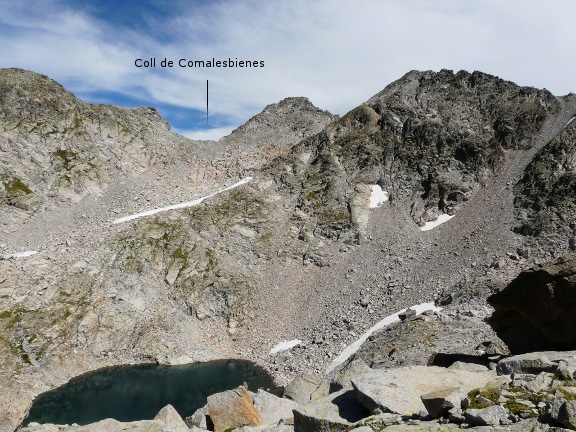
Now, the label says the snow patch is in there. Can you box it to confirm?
[270,339,302,355]
[113,177,253,224]
[420,214,454,231]
[566,116,576,128]
[1,251,38,259]
[326,302,441,373]
[369,185,389,208]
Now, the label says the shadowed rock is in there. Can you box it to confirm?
[293,388,369,432]
[488,255,576,354]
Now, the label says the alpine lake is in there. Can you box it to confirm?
[23,359,280,426]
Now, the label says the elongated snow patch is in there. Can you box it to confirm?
[270,339,302,355]
[113,177,253,224]
[369,185,389,208]
[566,116,576,128]
[420,214,454,231]
[1,251,38,259]
[326,302,441,373]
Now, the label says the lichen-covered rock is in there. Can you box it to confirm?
[465,405,510,426]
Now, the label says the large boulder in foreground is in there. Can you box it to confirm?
[488,255,576,354]
[207,386,263,432]
[351,366,497,417]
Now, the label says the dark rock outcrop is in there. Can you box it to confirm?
[514,117,576,246]
[488,254,576,354]
[266,69,559,242]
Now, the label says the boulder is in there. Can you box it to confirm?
[235,426,294,432]
[283,373,323,405]
[252,389,299,425]
[352,413,402,429]
[351,366,496,416]
[293,388,369,432]
[448,361,489,372]
[366,422,459,431]
[21,418,168,431]
[496,351,576,375]
[465,405,510,426]
[551,398,576,430]
[420,387,464,418]
[207,386,263,432]
[153,404,189,432]
[186,404,210,429]
[325,358,371,393]
[512,372,554,394]
[488,255,576,354]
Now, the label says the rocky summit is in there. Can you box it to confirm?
[2,67,576,432]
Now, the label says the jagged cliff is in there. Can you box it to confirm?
[1,68,576,431]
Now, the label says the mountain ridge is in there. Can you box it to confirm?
[1,68,576,432]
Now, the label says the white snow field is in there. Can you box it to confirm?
[270,339,302,355]
[420,214,454,231]
[369,185,389,208]
[113,177,253,224]
[326,302,441,373]
[1,251,38,259]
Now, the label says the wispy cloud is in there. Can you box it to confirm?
[175,126,235,141]
[1,0,575,136]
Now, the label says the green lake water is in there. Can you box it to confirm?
[24,359,279,426]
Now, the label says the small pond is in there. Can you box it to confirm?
[24,359,279,426]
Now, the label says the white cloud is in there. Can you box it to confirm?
[1,0,575,131]
[175,126,235,141]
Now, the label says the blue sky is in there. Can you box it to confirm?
[1,0,575,140]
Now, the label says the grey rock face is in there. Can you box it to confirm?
[267,69,559,243]
[223,97,336,150]
[514,116,576,244]
[0,68,190,209]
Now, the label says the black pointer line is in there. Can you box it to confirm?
[206,79,209,123]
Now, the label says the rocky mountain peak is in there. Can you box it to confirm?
[223,96,336,148]
[0,68,168,130]
[264,69,561,243]
[0,68,194,210]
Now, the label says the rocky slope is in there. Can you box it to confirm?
[1,68,576,431]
